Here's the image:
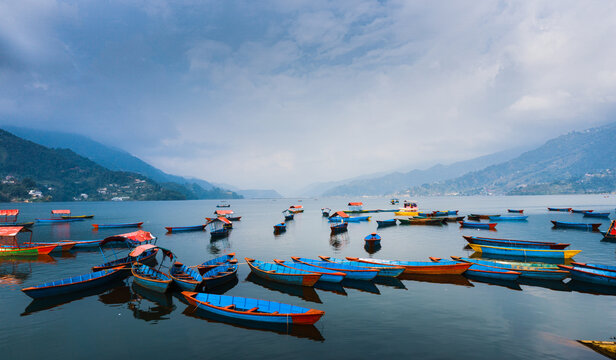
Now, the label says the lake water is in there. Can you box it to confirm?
[1,195,615,359]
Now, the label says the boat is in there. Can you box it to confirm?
[92,222,143,229]
[0,221,34,228]
[283,209,294,221]
[328,215,370,222]
[182,291,325,325]
[245,258,321,286]
[346,257,471,275]
[61,215,94,219]
[390,198,399,205]
[330,222,348,234]
[165,224,206,233]
[206,217,231,239]
[571,209,593,213]
[216,201,231,208]
[273,223,286,233]
[321,208,331,217]
[507,209,524,213]
[97,230,156,247]
[570,262,616,272]
[201,263,238,290]
[459,221,497,230]
[364,233,381,246]
[132,262,173,293]
[0,226,58,256]
[288,205,304,214]
[462,264,521,281]
[548,207,572,212]
[0,209,19,223]
[91,245,158,271]
[577,340,616,359]
[35,218,83,223]
[559,265,616,286]
[583,211,610,218]
[603,220,616,241]
[195,253,237,274]
[463,235,570,249]
[318,256,404,277]
[376,219,397,227]
[398,217,445,225]
[291,257,377,280]
[451,256,568,280]
[468,243,581,259]
[394,210,419,216]
[25,241,76,253]
[274,259,346,283]
[429,216,465,222]
[489,215,528,221]
[21,267,128,299]
[550,220,601,231]
[228,216,242,221]
[169,262,204,291]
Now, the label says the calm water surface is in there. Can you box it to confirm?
[2,195,615,359]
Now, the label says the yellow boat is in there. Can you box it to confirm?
[394,211,418,216]
[468,243,581,259]
[578,340,616,359]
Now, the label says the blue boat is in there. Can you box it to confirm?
[551,220,601,231]
[182,291,325,325]
[196,253,237,274]
[463,235,570,250]
[92,248,158,271]
[330,222,348,234]
[169,262,203,291]
[284,214,294,221]
[246,258,321,286]
[468,243,581,260]
[21,267,128,299]
[463,264,521,281]
[291,257,377,280]
[165,224,206,233]
[364,233,381,246]
[132,262,172,293]
[319,256,404,277]
[207,217,231,239]
[583,211,611,218]
[559,265,616,286]
[273,223,286,233]
[571,209,593,213]
[548,207,572,212]
[507,209,524,213]
[35,218,83,223]
[376,219,397,227]
[489,215,528,221]
[201,263,238,290]
[274,259,345,283]
[451,256,568,280]
[92,222,143,229]
[459,221,497,230]
[447,210,459,215]
[329,217,359,223]
[570,262,616,272]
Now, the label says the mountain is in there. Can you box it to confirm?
[320,148,526,197]
[408,122,616,195]
[236,189,284,199]
[0,129,186,201]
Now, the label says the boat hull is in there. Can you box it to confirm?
[132,264,172,293]
[469,243,581,259]
[165,225,206,233]
[463,236,570,250]
[560,265,616,286]
[459,221,496,230]
[551,220,601,231]
[292,257,377,280]
[246,258,321,286]
[347,257,471,275]
[92,222,143,229]
[22,267,128,299]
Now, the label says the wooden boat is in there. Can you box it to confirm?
[169,262,204,291]
[164,224,206,233]
[288,205,304,214]
[551,220,601,231]
[61,215,94,219]
[394,210,419,216]
[398,217,445,225]
[346,257,471,275]
[468,243,581,259]
[274,259,345,283]
[0,221,34,228]
[216,201,231,208]
[507,209,524,213]
[462,264,521,281]
[0,244,56,256]
[583,211,610,218]
[273,223,286,233]
[228,216,242,221]
[330,222,348,234]
[376,219,397,227]
[201,263,238,290]
[603,220,616,241]
[91,247,158,271]
[451,256,568,280]
[195,253,237,274]
[430,216,465,222]
[35,218,83,223]
[319,256,404,277]
[570,262,616,272]
[463,235,570,249]
[577,340,616,359]
[459,221,497,230]
[0,209,19,223]
[207,217,231,239]
[132,262,172,293]
[284,214,294,221]
[469,214,500,219]
[571,209,593,213]
[92,222,143,229]
[291,257,377,280]
[364,233,381,246]
[559,265,616,286]
[182,291,325,325]
[25,241,76,253]
[21,267,127,299]
[0,226,57,256]
[321,208,331,217]
[245,258,321,286]
[489,215,528,221]
[548,207,572,212]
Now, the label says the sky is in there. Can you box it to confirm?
[1,1,616,194]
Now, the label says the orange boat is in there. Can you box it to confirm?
[0,227,57,256]
[346,256,471,275]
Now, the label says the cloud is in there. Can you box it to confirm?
[1,1,616,193]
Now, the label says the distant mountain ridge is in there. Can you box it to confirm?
[408,122,616,195]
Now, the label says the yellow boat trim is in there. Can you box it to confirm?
[468,244,581,258]
[394,211,418,216]
[578,340,616,358]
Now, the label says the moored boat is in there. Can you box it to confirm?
[165,224,206,233]
[92,245,158,271]
[489,215,528,221]
[451,256,568,280]
[583,211,610,218]
[469,214,500,219]
[459,221,497,230]
[318,256,404,277]
[321,208,331,217]
[346,257,471,275]
[548,207,572,212]
[0,226,57,256]
[507,209,524,213]
[468,243,581,259]
[288,205,304,214]
[330,222,348,234]
[200,263,238,290]
[291,257,377,280]
[35,218,83,223]
[398,217,444,225]
[571,209,593,213]
[577,340,616,359]
[551,220,601,231]
[132,262,173,293]
[570,262,616,272]
[182,291,325,325]
[92,222,143,229]
[462,264,521,281]
[463,235,570,249]
[273,223,286,233]
[274,259,345,283]
[169,262,204,291]
[376,219,397,227]
[207,217,231,239]
[196,253,237,274]
[246,258,321,286]
[25,241,76,253]
[21,267,128,299]
[559,265,616,286]
[364,233,381,246]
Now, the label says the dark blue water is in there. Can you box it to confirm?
[1,195,615,359]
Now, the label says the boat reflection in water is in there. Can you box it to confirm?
[464,273,523,291]
[469,252,573,266]
[98,284,131,305]
[329,232,350,251]
[21,279,127,316]
[373,276,407,290]
[517,278,571,292]
[129,283,175,322]
[1,255,57,287]
[364,243,381,255]
[399,273,474,287]
[566,280,616,296]
[314,281,348,296]
[245,273,322,304]
[182,304,325,342]
[341,278,380,295]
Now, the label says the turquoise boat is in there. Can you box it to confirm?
[318,256,404,277]
[489,215,528,221]
[551,220,601,231]
[463,264,521,281]
[559,265,616,286]
[169,262,204,291]
[245,258,321,286]
[451,256,568,280]
[583,212,611,218]
[274,259,346,283]
[196,253,237,274]
[291,257,377,280]
[132,262,172,293]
